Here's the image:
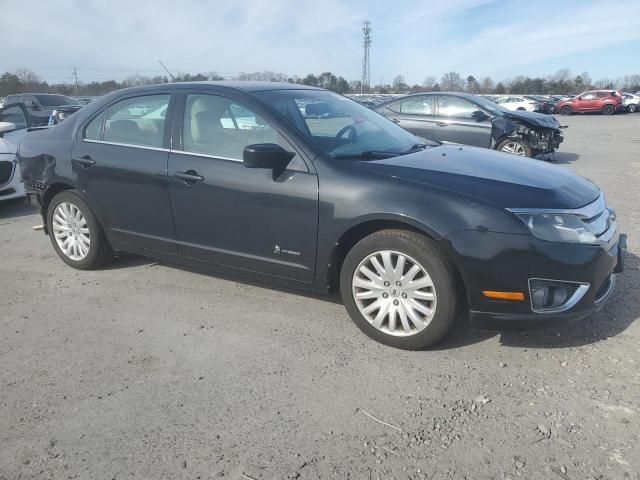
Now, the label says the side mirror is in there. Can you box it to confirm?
[243,143,295,170]
[0,122,16,136]
[471,110,490,121]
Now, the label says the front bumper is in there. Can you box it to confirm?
[441,230,626,329]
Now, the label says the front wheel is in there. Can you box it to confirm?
[560,106,573,115]
[340,230,458,349]
[628,104,637,113]
[496,139,532,157]
[47,190,113,269]
[602,104,615,115]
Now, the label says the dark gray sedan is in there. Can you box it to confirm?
[374,92,563,158]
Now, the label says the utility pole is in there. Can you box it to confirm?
[73,68,79,96]
[158,60,176,82]
[361,20,372,94]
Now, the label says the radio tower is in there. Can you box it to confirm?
[361,20,372,93]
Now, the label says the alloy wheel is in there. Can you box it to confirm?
[52,202,91,261]
[500,142,527,156]
[352,250,437,337]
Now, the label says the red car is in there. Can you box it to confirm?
[556,90,625,115]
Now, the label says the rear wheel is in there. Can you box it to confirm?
[496,139,532,157]
[340,230,458,349]
[47,190,113,269]
[560,105,573,115]
[602,104,615,115]
[628,104,637,113]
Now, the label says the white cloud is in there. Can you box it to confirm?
[1,0,639,84]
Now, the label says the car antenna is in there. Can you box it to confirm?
[158,60,176,82]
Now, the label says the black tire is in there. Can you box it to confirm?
[602,104,615,115]
[516,107,526,111]
[47,190,113,269]
[560,106,573,115]
[495,138,533,157]
[628,104,637,113]
[340,230,458,349]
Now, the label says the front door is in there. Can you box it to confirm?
[383,96,436,142]
[72,93,177,253]
[167,92,318,282]
[434,95,492,148]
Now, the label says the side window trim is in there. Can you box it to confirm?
[80,92,174,151]
[172,91,309,172]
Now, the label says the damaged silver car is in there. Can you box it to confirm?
[374,92,564,158]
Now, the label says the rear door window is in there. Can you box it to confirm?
[103,95,170,148]
[400,96,433,115]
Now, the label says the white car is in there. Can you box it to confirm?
[0,102,35,201]
[495,96,538,112]
[0,121,26,201]
[622,93,640,113]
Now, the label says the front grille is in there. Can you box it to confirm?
[0,161,14,186]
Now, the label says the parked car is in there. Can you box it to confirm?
[523,95,556,114]
[621,93,640,113]
[1,93,83,126]
[75,96,97,105]
[18,82,624,349]
[555,90,624,115]
[0,98,82,202]
[495,96,538,112]
[374,92,563,157]
[0,103,33,201]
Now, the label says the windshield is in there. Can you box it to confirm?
[254,89,434,158]
[470,95,509,116]
[35,94,81,107]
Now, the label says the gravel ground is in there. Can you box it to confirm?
[1,114,639,480]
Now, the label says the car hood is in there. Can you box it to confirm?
[362,145,599,210]
[500,110,561,130]
[0,137,14,155]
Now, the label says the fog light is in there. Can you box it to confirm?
[529,279,589,313]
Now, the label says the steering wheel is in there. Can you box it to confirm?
[333,125,358,148]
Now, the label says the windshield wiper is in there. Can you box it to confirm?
[331,150,400,160]
[332,144,431,160]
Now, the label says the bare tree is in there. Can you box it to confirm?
[440,72,464,91]
[422,76,436,90]
[479,77,495,94]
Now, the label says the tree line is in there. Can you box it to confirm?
[2,67,640,99]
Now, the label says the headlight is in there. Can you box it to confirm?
[56,111,67,120]
[516,213,598,244]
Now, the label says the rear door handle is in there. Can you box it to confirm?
[390,118,401,124]
[173,170,204,184]
[73,155,95,168]
[436,122,449,127]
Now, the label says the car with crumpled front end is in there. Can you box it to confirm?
[18,82,625,349]
[375,92,563,157]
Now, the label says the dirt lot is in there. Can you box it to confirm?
[1,114,639,480]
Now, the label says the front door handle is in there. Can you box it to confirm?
[73,155,95,168]
[173,170,204,185]
[436,122,449,127]
[390,118,401,124]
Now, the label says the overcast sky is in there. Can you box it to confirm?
[3,0,640,85]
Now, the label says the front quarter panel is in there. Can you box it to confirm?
[313,156,528,289]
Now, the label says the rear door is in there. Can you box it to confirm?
[167,91,318,282]
[433,95,492,147]
[72,92,177,253]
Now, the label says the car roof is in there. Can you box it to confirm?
[111,81,323,95]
